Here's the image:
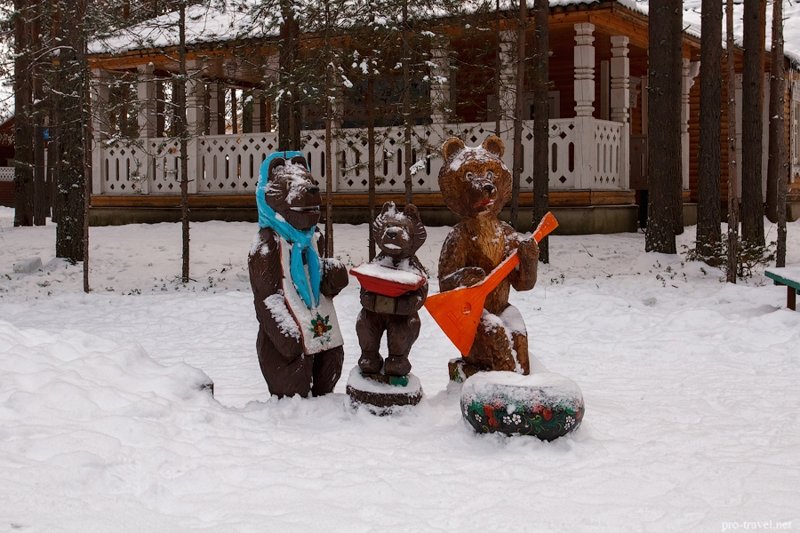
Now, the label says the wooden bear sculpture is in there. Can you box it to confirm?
[355,202,428,377]
[437,136,539,377]
[248,152,349,398]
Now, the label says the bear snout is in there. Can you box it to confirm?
[381,226,409,252]
[482,183,496,195]
[383,227,408,241]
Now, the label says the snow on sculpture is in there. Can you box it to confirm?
[347,202,428,413]
[248,152,349,398]
[433,135,540,378]
[427,136,584,439]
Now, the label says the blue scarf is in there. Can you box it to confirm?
[257,151,321,309]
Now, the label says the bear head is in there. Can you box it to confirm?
[264,154,321,230]
[373,202,427,259]
[438,135,511,219]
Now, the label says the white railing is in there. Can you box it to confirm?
[592,119,623,188]
[100,138,148,194]
[0,167,14,182]
[95,117,627,195]
[197,133,275,194]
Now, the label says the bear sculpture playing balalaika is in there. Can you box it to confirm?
[437,135,539,378]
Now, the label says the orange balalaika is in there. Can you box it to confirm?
[424,212,558,355]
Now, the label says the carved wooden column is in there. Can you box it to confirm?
[330,82,344,130]
[208,82,224,135]
[90,69,111,195]
[498,30,516,123]
[429,37,451,124]
[186,60,205,194]
[574,23,596,118]
[682,59,700,191]
[137,63,157,139]
[252,93,265,133]
[574,23,596,188]
[611,35,631,189]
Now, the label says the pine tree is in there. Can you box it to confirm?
[696,0,722,259]
[277,0,301,151]
[531,0,549,263]
[770,0,788,267]
[176,0,190,283]
[740,0,766,247]
[725,0,739,282]
[12,0,34,227]
[645,0,682,254]
[53,0,90,264]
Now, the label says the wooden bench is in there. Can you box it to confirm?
[765,267,800,311]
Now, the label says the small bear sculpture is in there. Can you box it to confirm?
[355,202,428,377]
[437,135,539,377]
[248,151,349,398]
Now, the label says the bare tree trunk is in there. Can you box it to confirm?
[696,0,722,258]
[509,0,526,230]
[740,0,766,247]
[402,0,413,205]
[367,76,377,260]
[177,1,190,283]
[13,0,34,227]
[55,0,88,262]
[645,0,681,254]
[494,0,501,136]
[81,20,91,293]
[532,0,549,263]
[278,0,300,151]
[31,8,47,226]
[323,0,334,258]
[34,124,47,225]
[771,0,787,267]
[231,88,238,134]
[766,0,784,224]
[725,0,739,282]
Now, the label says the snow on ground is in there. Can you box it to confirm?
[1,205,799,531]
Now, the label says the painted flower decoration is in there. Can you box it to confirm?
[311,313,332,338]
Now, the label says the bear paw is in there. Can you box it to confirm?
[383,355,411,377]
[358,352,383,374]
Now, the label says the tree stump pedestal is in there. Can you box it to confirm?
[346,367,422,415]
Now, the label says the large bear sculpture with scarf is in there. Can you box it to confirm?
[248,152,349,398]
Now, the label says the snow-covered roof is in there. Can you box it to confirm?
[88,1,800,66]
[629,0,800,65]
[88,1,270,55]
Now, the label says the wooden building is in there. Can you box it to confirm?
[85,0,800,232]
[0,118,15,208]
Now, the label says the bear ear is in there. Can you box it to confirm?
[482,135,504,158]
[268,156,286,178]
[290,155,308,169]
[442,137,466,163]
[380,201,395,215]
[403,203,420,220]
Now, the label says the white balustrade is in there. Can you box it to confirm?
[96,117,627,196]
[147,137,182,194]
[592,119,623,188]
[548,119,579,189]
[197,133,276,194]
[0,167,15,182]
[100,138,149,194]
